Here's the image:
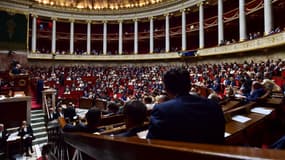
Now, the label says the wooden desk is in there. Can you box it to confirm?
[225,107,274,146]
[6,137,22,156]
[0,96,31,128]
[222,100,241,112]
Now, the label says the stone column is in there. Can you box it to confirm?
[181,9,187,51]
[239,0,247,41]
[32,15,37,53]
[199,2,204,49]
[134,19,138,54]
[165,14,170,52]
[118,20,123,55]
[218,0,224,45]
[87,21,91,54]
[264,0,273,35]
[51,18,56,54]
[149,17,154,53]
[70,19,74,54]
[103,21,107,55]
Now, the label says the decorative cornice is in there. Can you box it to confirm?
[197,32,285,56]
[0,0,197,21]
[27,52,181,61]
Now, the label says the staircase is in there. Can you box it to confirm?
[31,109,48,146]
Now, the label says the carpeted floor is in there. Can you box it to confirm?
[30,87,41,110]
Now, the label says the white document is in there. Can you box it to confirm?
[7,132,20,142]
[232,115,251,123]
[137,130,148,139]
[224,132,231,138]
[251,107,273,115]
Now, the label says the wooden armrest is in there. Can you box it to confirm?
[224,102,256,117]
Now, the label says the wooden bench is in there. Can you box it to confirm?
[62,131,285,160]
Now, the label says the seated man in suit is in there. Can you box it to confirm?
[18,121,34,156]
[116,100,147,137]
[62,107,102,133]
[0,124,9,153]
[64,102,77,122]
[147,68,225,144]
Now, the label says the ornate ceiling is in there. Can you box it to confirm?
[33,0,169,10]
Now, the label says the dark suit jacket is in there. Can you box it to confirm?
[18,125,34,139]
[64,107,76,121]
[0,129,9,150]
[247,88,266,101]
[147,94,225,144]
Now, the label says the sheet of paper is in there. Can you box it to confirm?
[7,132,20,142]
[137,130,148,139]
[224,132,231,138]
[232,115,251,123]
[251,107,273,115]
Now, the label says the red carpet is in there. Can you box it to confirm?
[30,87,41,110]
[31,96,41,110]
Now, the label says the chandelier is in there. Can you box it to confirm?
[34,0,166,10]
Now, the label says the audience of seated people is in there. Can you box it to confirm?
[22,58,285,154]
[28,59,285,108]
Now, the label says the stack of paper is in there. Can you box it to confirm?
[232,115,251,123]
[251,107,273,115]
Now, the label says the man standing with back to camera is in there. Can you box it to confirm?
[147,68,225,144]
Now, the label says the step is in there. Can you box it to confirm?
[31,109,43,114]
[31,112,45,116]
[31,121,45,127]
[31,119,45,124]
[33,136,48,145]
[34,131,47,137]
[33,126,46,132]
[31,117,45,121]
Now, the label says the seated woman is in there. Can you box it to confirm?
[18,121,34,156]
[116,100,147,137]
[61,107,102,133]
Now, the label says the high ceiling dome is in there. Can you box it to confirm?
[33,0,169,10]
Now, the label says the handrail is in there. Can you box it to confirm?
[62,131,285,160]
